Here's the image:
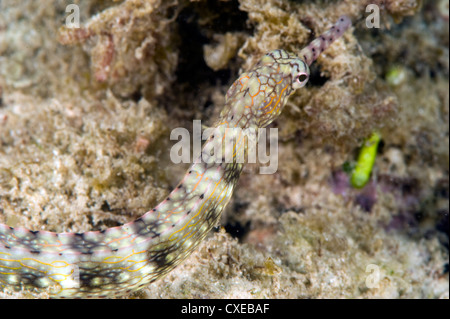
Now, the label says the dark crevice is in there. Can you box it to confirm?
[224,221,251,241]
[170,0,250,115]
[308,64,330,87]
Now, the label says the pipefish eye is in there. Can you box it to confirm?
[294,72,309,88]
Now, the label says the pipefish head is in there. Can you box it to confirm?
[248,49,310,128]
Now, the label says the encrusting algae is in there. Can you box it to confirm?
[0,0,448,298]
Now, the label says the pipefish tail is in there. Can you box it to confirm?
[0,16,352,298]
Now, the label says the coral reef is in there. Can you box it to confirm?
[0,0,448,298]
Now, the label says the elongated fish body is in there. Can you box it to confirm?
[0,16,351,298]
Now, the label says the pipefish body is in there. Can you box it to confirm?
[0,16,352,298]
